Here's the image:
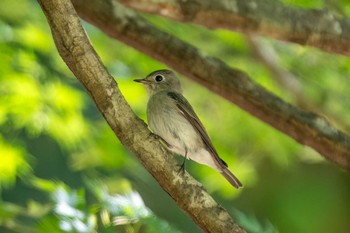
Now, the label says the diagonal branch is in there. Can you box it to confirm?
[70,0,350,169]
[119,0,350,56]
[247,36,350,131]
[37,0,246,232]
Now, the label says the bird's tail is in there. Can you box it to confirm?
[221,167,243,189]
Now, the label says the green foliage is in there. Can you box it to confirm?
[0,138,30,187]
[280,0,323,8]
[1,0,350,233]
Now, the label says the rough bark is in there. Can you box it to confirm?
[37,0,246,232]
[71,0,350,169]
[119,0,350,56]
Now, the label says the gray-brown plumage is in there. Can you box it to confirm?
[134,70,242,188]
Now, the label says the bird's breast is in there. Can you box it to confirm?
[147,94,202,155]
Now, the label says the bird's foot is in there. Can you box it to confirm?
[149,132,160,140]
[177,160,186,175]
[150,132,171,148]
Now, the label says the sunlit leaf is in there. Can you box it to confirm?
[0,138,30,187]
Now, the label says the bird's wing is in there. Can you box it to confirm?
[167,92,227,168]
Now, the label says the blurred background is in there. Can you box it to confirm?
[1,0,350,232]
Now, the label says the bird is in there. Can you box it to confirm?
[134,69,242,189]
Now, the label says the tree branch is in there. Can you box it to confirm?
[247,36,350,131]
[37,0,246,232]
[119,0,350,56]
[70,0,350,169]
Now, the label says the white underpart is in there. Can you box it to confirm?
[147,91,221,171]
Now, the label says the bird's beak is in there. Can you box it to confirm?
[134,78,151,85]
[134,78,145,83]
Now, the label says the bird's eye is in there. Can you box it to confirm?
[155,75,163,82]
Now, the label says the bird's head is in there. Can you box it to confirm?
[134,69,182,96]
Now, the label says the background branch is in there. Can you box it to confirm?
[71,0,350,169]
[119,0,350,56]
[247,36,350,131]
[37,0,246,232]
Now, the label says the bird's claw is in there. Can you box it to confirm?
[150,132,172,148]
[177,162,186,175]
